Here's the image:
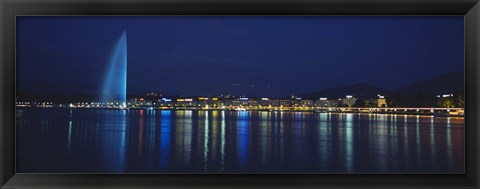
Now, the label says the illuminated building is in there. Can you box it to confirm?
[259,98,270,106]
[300,100,314,106]
[269,99,280,106]
[377,98,387,107]
[278,99,292,106]
[342,96,357,107]
[316,98,338,107]
[175,98,194,106]
[129,98,152,107]
[160,98,174,106]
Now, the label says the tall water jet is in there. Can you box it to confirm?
[101,31,127,107]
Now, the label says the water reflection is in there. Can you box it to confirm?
[430,117,437,170]
[16,109,464,173]
[99,110,127,172]
[446,117,452,170]
[345,113,353,172]
[179,110,193,168]
[259,111,269,168]
[416,115,421,169]
[159,110,171,170]
[220,111,226,171]
[237,111,249,169]
[137,110,145,161]
[318,113,329,171]
[67,120,72,155]
[203,111,209,172]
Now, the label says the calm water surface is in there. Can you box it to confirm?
[16,108,464,173]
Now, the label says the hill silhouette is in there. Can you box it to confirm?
[299,71,463,99]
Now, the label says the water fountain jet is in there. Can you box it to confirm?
[101,31,127,108]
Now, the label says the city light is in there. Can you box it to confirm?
[17,92,463,117]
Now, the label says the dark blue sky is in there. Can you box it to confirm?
[16,16,464,97]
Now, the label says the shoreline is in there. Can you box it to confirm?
[17,106,464,117]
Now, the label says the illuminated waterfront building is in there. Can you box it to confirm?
[278,99,292,106]
[175,98,194,106]
[316,98,339,107]
[377,98,387,107]
[129,98,152,107]
[342,96,357,107]
[160,98,174,106]
[299,99,314,106]
[269,99,279,106]
[259,98,270,106]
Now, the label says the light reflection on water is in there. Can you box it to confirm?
[16,109,464,173]
[159,110,171,170]
[237,111,249,170]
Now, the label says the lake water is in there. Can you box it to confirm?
[16,108,464,173]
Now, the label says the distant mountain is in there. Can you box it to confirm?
[299,83,391,99]
[395,71,464,96]
[298,71,464,99]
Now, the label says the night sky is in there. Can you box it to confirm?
[16,16,464,97]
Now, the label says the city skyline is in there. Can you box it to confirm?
[17,16,463,97]
[17,70,463,100]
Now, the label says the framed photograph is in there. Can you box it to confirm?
[1,0,479,188]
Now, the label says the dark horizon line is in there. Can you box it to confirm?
[16,69,464,99]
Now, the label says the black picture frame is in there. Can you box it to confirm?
[1,0,479,188]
